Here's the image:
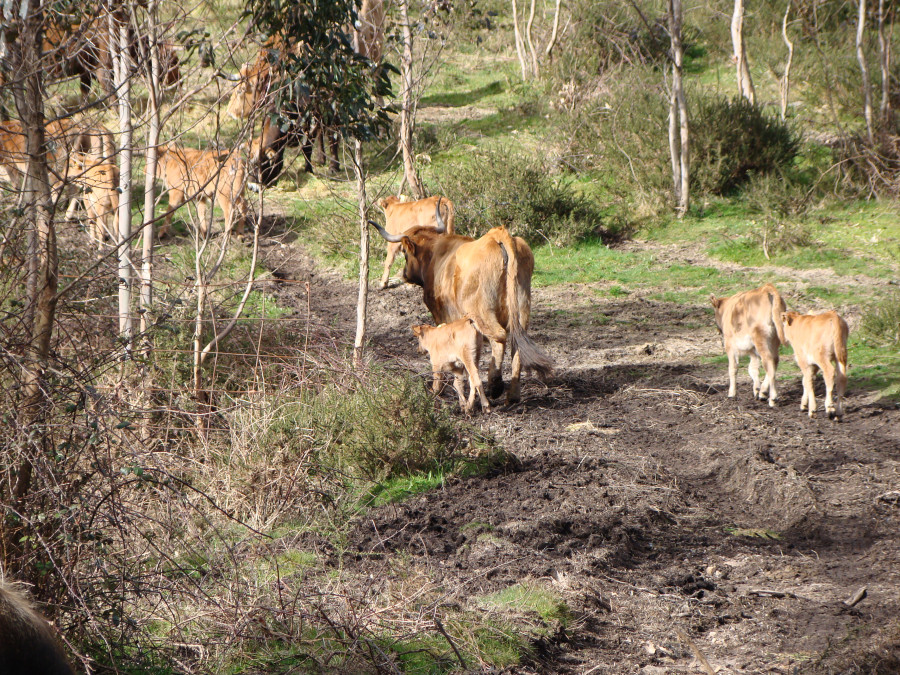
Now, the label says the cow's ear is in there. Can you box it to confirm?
[782,312,792,326]
[411,325,422,336]
[401,237,416,255]
[709,294,720,308]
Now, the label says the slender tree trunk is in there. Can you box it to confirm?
[511,0,528,80]
[353,139,369,367]
[139,0,161,439]
[877,0,891,122]
[398,0,425,199]
[545,0,562,59]
[857,0,875,143]
[731,0,756,104]
[780,0,794,121]
[668,0,689,216]
[111,10,134,353]
[525,0,539,77]
[4,0,58,567]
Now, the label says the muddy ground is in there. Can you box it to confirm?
[259,218,900,674]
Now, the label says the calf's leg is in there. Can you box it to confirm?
[381,242,400,289]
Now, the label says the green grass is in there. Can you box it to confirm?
[478,583,571,629]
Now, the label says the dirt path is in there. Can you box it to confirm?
[260,221,900,674]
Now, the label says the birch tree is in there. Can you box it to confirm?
[731,0,756,104]
[857,0,875,143]
[668,0,689,216]
[398,0,425,199]
[780,0,794,120]
[877,0,892,123]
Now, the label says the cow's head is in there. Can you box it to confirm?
[369,220,433,287]
[709,294,724,334]
[411,324,430,354]
[780,311,798,346]
[225,62,266,119]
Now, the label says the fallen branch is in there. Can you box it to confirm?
[844,586,867,608]
[674,628,716,675]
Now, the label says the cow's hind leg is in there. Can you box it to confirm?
[507,344,522,405]
[834,360,847,420]
[452,372,469,413]
[822,359,838,419]
[802,364,817,418]
[461,344,490,413]
[727,351,739,398]
[748,353,762,399]
[487,339,505,399]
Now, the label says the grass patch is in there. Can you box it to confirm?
[478,583,571,629]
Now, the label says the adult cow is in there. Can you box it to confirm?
[371,200,553,403]
[0,583,74,675]
[376,194,454,289]
[710,283,787,406]
[43,14,179,98]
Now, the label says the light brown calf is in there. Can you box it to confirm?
[710,283,787,406]
[781,310,849,420]
[156,145,247,238]
[412,316,490,414]
[377,194,455,289]
[68,159,119,249]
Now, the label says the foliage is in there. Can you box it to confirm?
[690,97,801,196]
[436,143,608,246]
[242,0,394,141]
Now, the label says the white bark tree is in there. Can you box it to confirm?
[857,0,875,143]
[668,0,689,216]
[398,0,425,199]
[353,139,369,367]
[877,0,892,123]
[780,0,794,121]
[731,0,756,104]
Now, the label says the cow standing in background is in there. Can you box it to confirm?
[781,310,849,420]
[377,194,455,289]
[372,200,553,403]
[710,283,787,406]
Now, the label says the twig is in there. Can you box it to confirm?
[844,586,867,608]
[674,628,716,675]
[434,616,466,670]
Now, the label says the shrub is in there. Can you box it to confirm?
[862,292,900,348]
[436,144,608,246]
[690,97,801,195]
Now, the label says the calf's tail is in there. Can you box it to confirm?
[497,230,554,379]
[833,315,849,374]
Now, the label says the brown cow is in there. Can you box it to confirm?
[156,145,247,238]
[781,310,849,420]
[372,200,553,404]
[0,583,74,675]
[412,316,491,414]
[377,194,455,289]
[43,14,179,98]
[710,283,787,406]
[68,159,119,249]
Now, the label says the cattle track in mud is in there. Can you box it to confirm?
[259,217,900,674]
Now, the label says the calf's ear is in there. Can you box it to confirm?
[781,312,792,326]
[709,294,720,308]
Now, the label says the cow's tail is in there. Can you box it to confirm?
[833,314,849,375]
[441,198,455,235]
[497,229,554,380]
[769,287,787,345]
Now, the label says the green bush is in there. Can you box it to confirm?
[436,144,608,245]
[691,97,801,195]
[862,292,900,348]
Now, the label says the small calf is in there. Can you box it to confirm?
[412,316,490,414]
[68,158,119,249]
[781,310,849,420]
[710,283,787,406]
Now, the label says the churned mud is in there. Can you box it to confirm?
[259,214,900,674]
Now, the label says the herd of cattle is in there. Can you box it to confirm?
[0,6,850,416]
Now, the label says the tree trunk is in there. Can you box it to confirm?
[545,0,562,59]
[3,0,58,568]
[857,0,875,143]
[111,10,134,353]
[525,0,539,77]
[140,0,161,344]
[353,139,369,367]
[398,0,425,199]
[780,0,794,121]
[669,0,689,216]
[731,0,756,104]
[511,0,528,80]
[878,0,891,122]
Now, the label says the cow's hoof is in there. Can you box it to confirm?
[488,379,504,399]
[768,399,776,408]
[809,411,817,419]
